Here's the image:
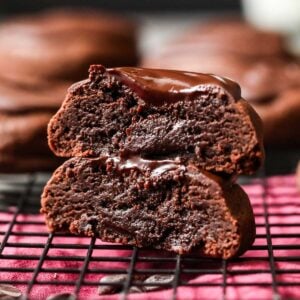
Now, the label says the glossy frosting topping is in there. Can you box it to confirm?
[107,67,241,105]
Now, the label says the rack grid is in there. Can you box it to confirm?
[0,171,299,299]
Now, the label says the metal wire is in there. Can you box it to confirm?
[261,170,280,299]
[0,171,299,300]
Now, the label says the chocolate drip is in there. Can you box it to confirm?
[107,67,241,105]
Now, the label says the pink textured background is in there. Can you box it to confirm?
[0,174,299,299]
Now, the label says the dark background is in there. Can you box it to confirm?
[1,0,240,14]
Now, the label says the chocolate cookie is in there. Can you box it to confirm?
[48,65,264,176]
[0,80,67,172]
[167,18,288,59]
[0,9,138,85]
[41,156,255,259]
[252,88,300,147]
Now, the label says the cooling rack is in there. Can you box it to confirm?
[0,170,299,300]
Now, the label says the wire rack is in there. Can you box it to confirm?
[0,170,299,300]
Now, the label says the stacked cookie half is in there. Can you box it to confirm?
[41,65,264,259]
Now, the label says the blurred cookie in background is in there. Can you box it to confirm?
[252,88,300,147]
[0,9,139,172]
[142,18,300,147]
[160,18,289,59]
[0,79,69,172]
[0,9,138,86]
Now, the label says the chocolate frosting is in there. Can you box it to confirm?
[107,67,241,105]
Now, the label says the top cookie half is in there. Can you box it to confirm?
[48,65,264,176]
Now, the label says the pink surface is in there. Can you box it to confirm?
[0,174,300,299]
